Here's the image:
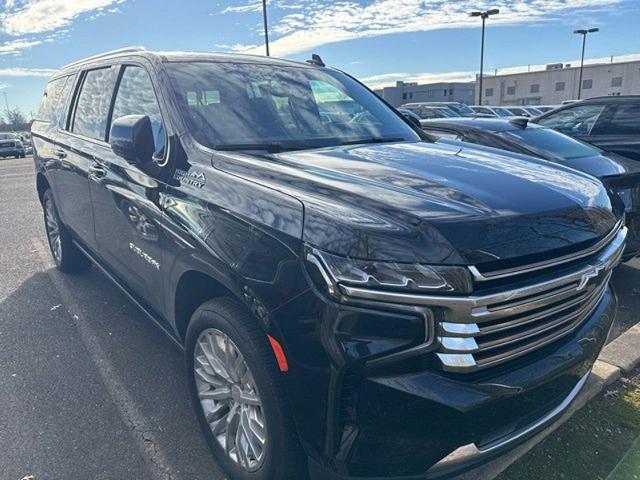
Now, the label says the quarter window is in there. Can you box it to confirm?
[72,67,118,140]
[37,76,67,123]
[112,66,166,157]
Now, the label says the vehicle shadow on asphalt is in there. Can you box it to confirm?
[0,266,225,480]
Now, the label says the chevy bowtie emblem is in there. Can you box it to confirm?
[576,264,605,291]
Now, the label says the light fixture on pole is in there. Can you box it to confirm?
[262,0,270,56]
[574,27,599,100]
[469,8,499,106]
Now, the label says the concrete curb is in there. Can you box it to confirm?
[456,322,640,480]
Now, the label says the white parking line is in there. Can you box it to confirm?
[31,237,177,480]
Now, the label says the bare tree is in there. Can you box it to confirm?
[4,106,26,131]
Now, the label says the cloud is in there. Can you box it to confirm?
[0,66,57,77]
[228,0,621,56]
[361,70,476,90]
[0,38,41,54]
[0,0,125,36]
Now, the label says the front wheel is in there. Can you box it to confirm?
[185,298,307,480]
[42,189,90,272]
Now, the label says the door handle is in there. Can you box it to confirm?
[89,164,107,180]
[54,148,67,159]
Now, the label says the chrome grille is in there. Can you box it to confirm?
[340,225,627,374]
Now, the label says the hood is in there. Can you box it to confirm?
[558,151,640,180]
[213,141,621,265]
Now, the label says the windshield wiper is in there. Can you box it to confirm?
[339,137,406,146]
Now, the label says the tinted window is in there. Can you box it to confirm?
[603,104,640,135]
[37,77,67,122]
[112,66,166,156]
[165,62,419,149]
[537,104,605,135]
[72,67,118,140]
[493,107,513,117]
[499,126,601,160]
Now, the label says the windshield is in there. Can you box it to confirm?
[499,126,602,160]
[165,62,419,150]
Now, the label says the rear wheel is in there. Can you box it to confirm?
[185,298,307,480]
[42,189,90,272]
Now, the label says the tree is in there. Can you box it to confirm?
[4,106,27,131]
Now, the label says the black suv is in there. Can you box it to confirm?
[535,96,640,162]
[32,48,626,480]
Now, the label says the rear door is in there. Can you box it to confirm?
[88,63,168,312]
[56,66,119,251]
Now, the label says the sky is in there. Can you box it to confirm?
[0,0,638,116]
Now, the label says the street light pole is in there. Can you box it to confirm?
[262,0,270,57]
[574,27,599,100]
[470,9,499,106]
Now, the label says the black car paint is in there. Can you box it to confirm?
[422,117,640,258]
[534,96,640,162]
[32,51,624,479]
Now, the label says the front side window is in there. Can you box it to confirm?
[72,67,118,140]
[537,104,605,135]
[165,62,419,150]
[112,66,166,157]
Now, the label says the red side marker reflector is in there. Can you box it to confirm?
[268,335,289,372]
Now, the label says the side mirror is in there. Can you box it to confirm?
[109,115,155,165]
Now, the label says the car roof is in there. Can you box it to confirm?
[55,47,318,78]
[422,117,540,133]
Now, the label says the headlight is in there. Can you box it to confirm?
[305,246,472,296]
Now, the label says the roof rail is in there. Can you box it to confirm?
[61,46,147,69]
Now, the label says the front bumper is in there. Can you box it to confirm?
[305,287,617,479]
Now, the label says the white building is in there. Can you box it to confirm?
[374,81,475,107]
[476,59,640,106]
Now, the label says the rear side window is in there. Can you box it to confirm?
[111,66,166,156]
[602,104,640,135]
[37,77,67,122]
[72,67,118,140]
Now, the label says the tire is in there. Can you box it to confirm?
[185,298,307,480]
[42,189,91,273]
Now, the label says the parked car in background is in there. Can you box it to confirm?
[33,48,626,480]
[536,105,559,113]
[400,103,457,120]
[396,107,422,125]
[402,101,483,117]
[535,96,640,162]
[422,117,640,259]
[0,132,26,158]
[471,105,515,117]
[505,106,543,117]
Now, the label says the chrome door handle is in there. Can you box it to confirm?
[89,164,107,180]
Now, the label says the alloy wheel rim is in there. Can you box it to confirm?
[45,198,62,263]
[194,328,267,471]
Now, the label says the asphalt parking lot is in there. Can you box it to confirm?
[1,156,639,480]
